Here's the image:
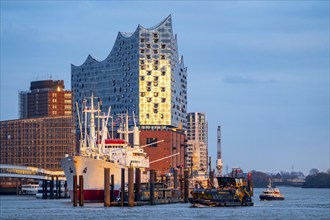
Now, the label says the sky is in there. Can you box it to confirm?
[1,1,329,175]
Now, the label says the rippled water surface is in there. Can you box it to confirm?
[1,187,329,220]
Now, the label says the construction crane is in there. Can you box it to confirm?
[216,126,223,177]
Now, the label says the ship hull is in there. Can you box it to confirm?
[259,195,285,200]
[189,188,254,207]
[61,156,127,202]
[189,198,254,207]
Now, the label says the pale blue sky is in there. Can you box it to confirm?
[1,1,329,175]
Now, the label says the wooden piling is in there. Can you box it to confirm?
[184,170,189,203]
[15,178,19,195]
[104,168,110,207]
[179,174,183,199]
[73,175,77,206]
[110,174,115,202]
[50,176,54,199]
[64,181,68,198]
[173,169,178,189]
[150,170,155,205]
[42,180,47,199]
[56,176,60,199]
[128,167,134,207]
[121,168,125,207]
[79,175,84,206]
[135,168,141,201]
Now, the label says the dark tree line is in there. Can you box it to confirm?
[250,170,270,188]
[250,169,330,188]
[303,169,330,188]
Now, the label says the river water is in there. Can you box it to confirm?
[0,187,329,220]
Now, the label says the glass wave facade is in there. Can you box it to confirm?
[71,15,187,129]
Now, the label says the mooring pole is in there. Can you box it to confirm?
[150,170,155,205]
[166,175,170,188]
[79,175,84,206]
[121,168,125,207]
[64,181,68,198]
[56,176,59,199]
[179,174,183,199]
[16,178,19,195]
[184,170,189,203]
[42,180,46,199]
[104,168,110,207]
[154,171,157,182]
[135,168,141,201]
[128,167,134,207]
[174,169,178,189]
[73,175,77,206]
[110,174,115,202]
[50,176,54,199]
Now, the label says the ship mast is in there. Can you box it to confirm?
[132,112,140,148]
[116,112,134,145]
[83,94,98,149]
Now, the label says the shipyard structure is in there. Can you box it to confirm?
[71,15,187,175]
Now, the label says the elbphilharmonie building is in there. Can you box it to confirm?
[71,15,187,129]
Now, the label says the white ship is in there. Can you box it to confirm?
[61,95,149,202]
[21,184,39,195]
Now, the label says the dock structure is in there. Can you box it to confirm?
[69,167,189,207]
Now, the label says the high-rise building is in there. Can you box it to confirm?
[0,116,76,171]
[186,112,208,171]
[19,80,72,119]
[71,15,187,129]
[1,79,76,171]
[71,15,188,175]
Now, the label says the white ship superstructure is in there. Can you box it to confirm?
[61,95,149,202]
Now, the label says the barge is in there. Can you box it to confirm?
[189,172,254,207]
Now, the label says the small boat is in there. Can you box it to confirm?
[21,184,39,195]
[189,170,254,207]
[259,179,284,200]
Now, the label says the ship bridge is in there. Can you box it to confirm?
[0,164,66,181]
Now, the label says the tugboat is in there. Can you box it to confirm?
[189,169,254,207]
[259,179,285,201]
